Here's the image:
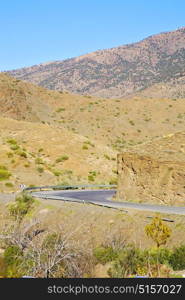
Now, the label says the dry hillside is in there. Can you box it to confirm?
[1,74,185,197]
[132,76,185,99]
[0,117,117,192]
[2,73,185,154]
[7,27,185,98]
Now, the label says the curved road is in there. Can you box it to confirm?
[31,189,185,216]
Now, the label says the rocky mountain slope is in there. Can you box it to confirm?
[7,27,185,98]
[117,132,185,206]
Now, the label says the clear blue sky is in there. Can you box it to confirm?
[1,0,185,71]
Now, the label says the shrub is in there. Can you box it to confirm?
[5,182,14,188]
[104,154,110,160]
[89,171,97,177]
[35,157,44,164]
[37,167,44,173]
[7,152,14,158]
[9,193,35,221]
[52,170,61,177]
[82,145,88,150]
[7,139,17,145]
[93,247,118,265]
[10,144,19,151]
[129,120,135,126]
[108,245,145,277]
[24,163,30,168]
[4,245,23,267]
[0,166,11,181]
[55,155,69,163]
[145,216,171,248]
[0,257,7,277]
[144,247,172,265]
[56,107,65,113]
[17,151,27,158]
[88,175,95,182]
[109,178,118,185]
[84,141,95,147]
[3,245,23,278]
[169,245,185,270]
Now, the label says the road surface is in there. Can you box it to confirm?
[31,189,185,215]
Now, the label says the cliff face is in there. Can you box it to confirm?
[117,133,185,206]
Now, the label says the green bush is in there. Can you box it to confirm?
[145,247,171,265]
[88,175,95,182]
[93,247,118,264]
[0,166,11,181]
[0,257,7,277]
[52,170,62,177]
[7,139,20,151]
[17,151,27,158]
[9,193,35,221]
[7,139,17,145]
[108,245,145,277]
[169,245,185,270]
[37,167,44,173]
[4,245,23,267]
[55,155,69,163]
[109,178,118,185]
[35,157,44,164]
[5,182,14,188]
[3,245,23,278]
[10,144,19,151]
[104,154,110,160]
[7,152,14,158]
[56,107,65,113]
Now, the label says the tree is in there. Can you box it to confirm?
[145,216,171,248]
[9,193,35,222]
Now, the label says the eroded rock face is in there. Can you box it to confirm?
[117,133,185,206]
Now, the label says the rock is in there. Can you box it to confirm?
[117,132,185,206]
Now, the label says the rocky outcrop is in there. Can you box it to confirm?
[117,132,185,206]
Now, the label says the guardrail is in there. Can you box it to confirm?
[24,184,117,191]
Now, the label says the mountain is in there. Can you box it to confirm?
[1,74,185,203]
[2,73,185,153]
[7,27,185,98]
[0,73,118,191]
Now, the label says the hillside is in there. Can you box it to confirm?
[2,74,185,194]
[117,131,185,206]
[1,74,185,153]
[132,75,185,99]
[0,117,117,192]
[7,27,185,98]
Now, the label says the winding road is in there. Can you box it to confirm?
[31,189,185,216]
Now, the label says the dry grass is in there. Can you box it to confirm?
[0,117,116,192]
[1,198,184,250]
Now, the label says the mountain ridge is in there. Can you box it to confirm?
[7,27,185,98]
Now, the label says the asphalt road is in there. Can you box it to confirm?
[31,189,185,215]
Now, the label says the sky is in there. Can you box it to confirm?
[0,0,185,71]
